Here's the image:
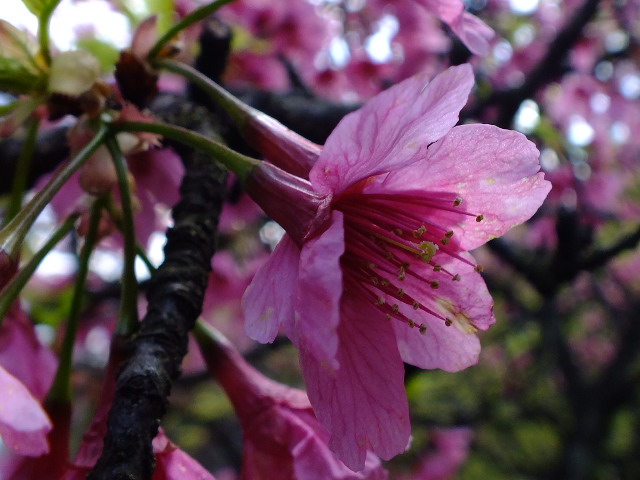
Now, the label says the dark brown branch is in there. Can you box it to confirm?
[87,106,228,480]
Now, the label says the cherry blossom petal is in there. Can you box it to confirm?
[0,307,57,400]
[391,257,494,371]
[0,365,51,456]
[453,12,495,56]
[153,431,217,480]
[243,235,300,343]
[301,298,410,471]
[294,212,345,368]
[311,65,474,194]
[376,124,551,250]
[417,0,494,55]
[292,426,389,480]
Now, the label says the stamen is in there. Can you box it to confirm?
[430,281,439,289]
[418,241,438,263]
[453,197,462,206]
[413,225,427,238]
[476,214,484,222]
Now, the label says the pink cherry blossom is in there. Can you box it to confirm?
[369,0,494,56]
[197,324,387,480]
[0,305,57,400]
[0,365,51,457]
[240,64,550,470]
[415,0,494,55]
[152,430,218,480]
[0,305,57,468]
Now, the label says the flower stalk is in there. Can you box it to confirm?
[5,117,40,225]
[0,213,78,322]
[147,0,237,60]
[47,200,103,403]
[113,120,260,181]
[154,58,321,176]
[105,135,139,335]
[0,122,108,275]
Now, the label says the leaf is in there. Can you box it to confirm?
[0,20,47,94]
[0,58,42,94]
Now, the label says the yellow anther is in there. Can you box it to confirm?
[386,314,392,321]
[371,276,379,285]
[474,265,484,273]
[392,304,399,314]
[408,320,415,328]
[452,273,461,281]
[445,230,454,238]
[397,288,405,298]
[376,296,386,306]
[412,225,427,238]
[453,197,462,206]
[441,237,450,245]
[418,241,438,263]
[433,265,442,272]
[412,300,420,310]
[398,266,406,281]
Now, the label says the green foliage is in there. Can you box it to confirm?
[0,57,45,94]
[145,0,175,34]
[75,37,120,73]
[28,285,74,328]
[0,20,47,94]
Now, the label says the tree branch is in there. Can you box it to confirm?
[87,107,228,480]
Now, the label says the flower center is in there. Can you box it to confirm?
[335,191,484,334]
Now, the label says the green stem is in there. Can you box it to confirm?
[113,121,259,181]
[154,58,251,128]
[38,1,62,65]
[148,0,237,60]
[0,122,108,263]
[0,213,78,323]
[47,201,103,402]
[105,136,139,337]
[136,244,157,276]
[5,118,40,225]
